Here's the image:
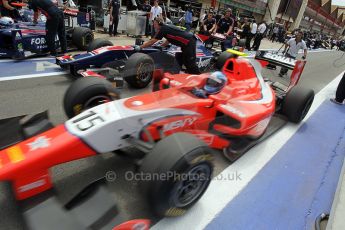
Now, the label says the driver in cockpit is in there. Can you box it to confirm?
[192,71,227,98]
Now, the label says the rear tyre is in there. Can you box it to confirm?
[140,133,214,217]
[72,27,94,51]
[281,86,314,123]
[87,38,113,52]
[216,51,236,70]
[64,77,120,118]
[123,53,154,89]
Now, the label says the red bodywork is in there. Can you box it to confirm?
[0,125,96,200]
[0,55,305,229]
[0,56,305,201]
[130,57,276,149]
[112,219,150,230]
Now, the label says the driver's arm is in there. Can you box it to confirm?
[3,0,15,10]
[140,38,159,49]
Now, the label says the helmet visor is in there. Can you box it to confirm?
[206,77,222,88]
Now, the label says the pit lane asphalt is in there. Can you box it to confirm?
[0,50,344,225]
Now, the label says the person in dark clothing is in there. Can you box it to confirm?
[26,0,66,56]
[240,17,250,39]
[141,0,151,36]
[330,72,345,105]
[216,8,234,51]
[109,0,120,36]
[200,11,216,35]
[140,17,200,74]
[0,0,22,20]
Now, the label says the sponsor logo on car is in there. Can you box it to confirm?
[261,52,296,66]
[163,117,198,131]
[31,37,46,45]
[198,58,211,68]
[27,136,51,151]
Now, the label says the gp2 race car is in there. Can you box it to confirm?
[0,9,94,59]
[0,110,213,228]
[62,49,314,162]
[56,36,218,88]
[0,50,312,229]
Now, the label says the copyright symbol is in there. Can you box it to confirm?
[106,171,117,182]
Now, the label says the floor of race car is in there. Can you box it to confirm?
[0,49,344,229]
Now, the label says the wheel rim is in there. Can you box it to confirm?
[83,95,111,110]
[172,163,211,207]
[85,34,94,47]
[137,63,153,82]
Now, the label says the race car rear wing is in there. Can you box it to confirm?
[255,51,296,70]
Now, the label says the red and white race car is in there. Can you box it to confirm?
[0,50,313,229]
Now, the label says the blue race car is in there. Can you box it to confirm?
[0,17,93,59]
[56,36,218,88]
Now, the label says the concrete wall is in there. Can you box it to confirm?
[263,0,280,24]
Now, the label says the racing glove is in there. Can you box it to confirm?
[133,45,142,52]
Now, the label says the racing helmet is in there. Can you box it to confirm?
[204,71,227,94]
[0,17,14,27]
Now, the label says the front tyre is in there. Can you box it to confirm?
[63,77,120,118]
[140,133,214,217]
[87,38,113,52]
[123,53,154,89]
[72,27,94,51]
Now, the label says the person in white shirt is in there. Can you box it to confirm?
[252,21,266,51]
[279,31,307,77]
[149,0,162,36]
[245,19,257,50]
[251,19,257,34]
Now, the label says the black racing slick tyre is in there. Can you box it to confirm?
[281,86,314,123]
[216,51,236,70]
[140,133,214,217]
[72,27,94,51]
[87,38,113,52]
[64,77,120,118]
[123,53,154,89]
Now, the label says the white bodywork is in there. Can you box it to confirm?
[65,99,198,153]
